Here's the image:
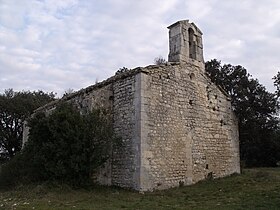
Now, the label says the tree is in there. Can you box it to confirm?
[205,59,280,167]
[0,89,55,161]
[273,71,280,99]
[62,88,75,98]
[115,67,130,75]
[154,56,167,65]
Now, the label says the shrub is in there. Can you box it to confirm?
[0,103,118,187]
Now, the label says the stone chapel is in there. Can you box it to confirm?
[23,20,240,191]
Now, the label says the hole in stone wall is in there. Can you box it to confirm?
[179,181,184,187]
[220,119,227,126]
[206,164,209,169]
[215,95,218,99]
[206,172,213,180]
[159,75,162,79]
[213,107,216,111]
[189,100,193,105]
[109,96,114,100]
[190,73,195,80]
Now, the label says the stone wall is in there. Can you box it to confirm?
[111,74,141,189]
[25,70,143,189]
[65,72,142,189]
[22,83,115,145]
[139,62,240,191]
[66,83,114,186]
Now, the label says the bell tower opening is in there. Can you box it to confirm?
[188,28,196,60]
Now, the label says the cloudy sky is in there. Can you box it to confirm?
[0,0,280,96]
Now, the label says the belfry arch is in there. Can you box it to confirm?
[188,27,196,60]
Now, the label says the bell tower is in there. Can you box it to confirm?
[168,20,204,63]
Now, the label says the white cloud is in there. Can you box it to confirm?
[0,0,280,95]
[185,0,215,21]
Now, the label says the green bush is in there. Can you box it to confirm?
[0,155,25,187]
[0,103,118,187]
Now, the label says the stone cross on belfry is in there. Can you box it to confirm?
[168,20,204,63]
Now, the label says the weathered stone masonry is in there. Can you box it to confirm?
[23,20,240,191]
[139,62,239,191]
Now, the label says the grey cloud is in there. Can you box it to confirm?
[1,0,280,95]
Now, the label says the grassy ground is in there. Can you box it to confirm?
[0,168,280,210]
